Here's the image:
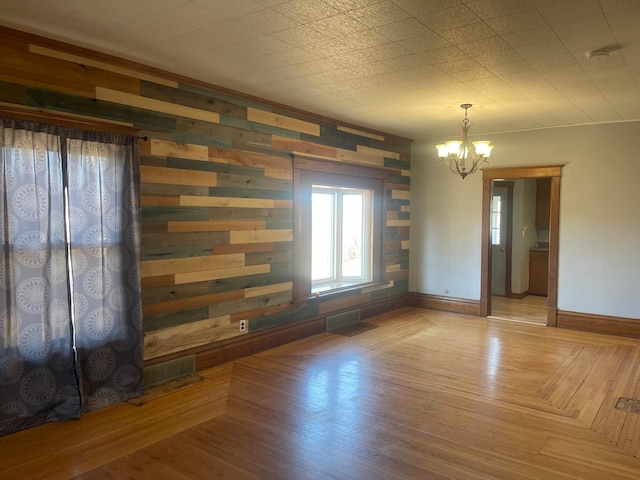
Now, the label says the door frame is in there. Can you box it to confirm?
[480,165,563,326]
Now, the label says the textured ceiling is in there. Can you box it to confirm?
[1,0,639,140]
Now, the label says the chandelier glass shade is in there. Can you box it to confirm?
[435,104,493,179]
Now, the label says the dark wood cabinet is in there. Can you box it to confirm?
[529,250,548,296]
[535,178,551,228]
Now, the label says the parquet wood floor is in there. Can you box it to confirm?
[2,307,640,479]
[490,294,548,325]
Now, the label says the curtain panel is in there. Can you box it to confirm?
[0,117,143,436]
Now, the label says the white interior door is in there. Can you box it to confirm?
[491,186,508,295]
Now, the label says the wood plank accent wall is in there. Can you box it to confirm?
[0,27,412,370]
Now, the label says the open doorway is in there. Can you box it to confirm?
[490,181,514,298]
[480,165,563,327]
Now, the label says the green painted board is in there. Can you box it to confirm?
[208,187,292,201]
[142,206,210,223]
[216,172,291,192]
[141,81,246,118]
[144,306,209,333]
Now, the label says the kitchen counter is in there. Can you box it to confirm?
[530,242,549,252]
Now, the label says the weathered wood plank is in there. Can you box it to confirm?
[141,232,230,249]
[140,165,217,187]
[149,138,209,161]
[142,194,180,206]
[180,196,276,209]
[244,282,292,298]
[388,182,410,191]
[385,269,409,282]
[141,245,214,261]
[384,158,411,170]
[144,268,292,307]
[248,107,320,136]
[141,253,246,278]
[207,207,291,222]
[25,88,178,131]
[0,42,139,97]
[387,219,410,227]
[144,314,235,360]
[143,289,244,317]
[391,190,410,200]
[176,117,272,147]
[175,264,271,285]
[251,302,318,332]
[141,206,209,223]
[167,220,266,233]
[140,81,245,117]
[208,186,292,201]
[357,144,400,160]
[207,291,293,318]
[30,44,176,88]
[96,87,220,124]
[245,249,292,266]
[141,183,209,197]
[229,303,291,322]
[336,148,385,166]
[141,274,175,289]
[208,147,292,172]
[0,81,28,104]
[216,172,291,192]
[143,306,209,333]
[167,157,264,177]
[213,243,274,255]
[142,281,215,306]
[272,135,338,158]
[230,229,293,244]
[337,125,385,141]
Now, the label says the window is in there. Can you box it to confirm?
[491,194,502,245]
[311,185,372,292]
[293,157,385,300]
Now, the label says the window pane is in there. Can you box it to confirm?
[491,195,501,245]
[342,194,363,277]
[311,192,334,281]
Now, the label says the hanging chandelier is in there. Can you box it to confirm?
[435,104,494,179]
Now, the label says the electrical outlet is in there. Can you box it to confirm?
[239,320,247,333]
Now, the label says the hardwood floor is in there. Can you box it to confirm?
[490,294,548,325]
[2,307,640,479]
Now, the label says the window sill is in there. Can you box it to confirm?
[291,281,390,305]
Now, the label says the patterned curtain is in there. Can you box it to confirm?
[65,131,143,412]
[0,118,142,436]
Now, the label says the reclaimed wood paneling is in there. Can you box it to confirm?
[141,165,217,187]
[141,253,246,277]
[150,139,209,161]
[175,264,271,285]
[0,26,412,373]
[337,125,385,141]
[0,41,140,97]
[30,45,177,88]
[96,87,221,124]
[230,229,293,244]
[248,107,320,136]
[144,314,235,360]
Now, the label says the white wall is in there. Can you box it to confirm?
[410,121,640,319]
